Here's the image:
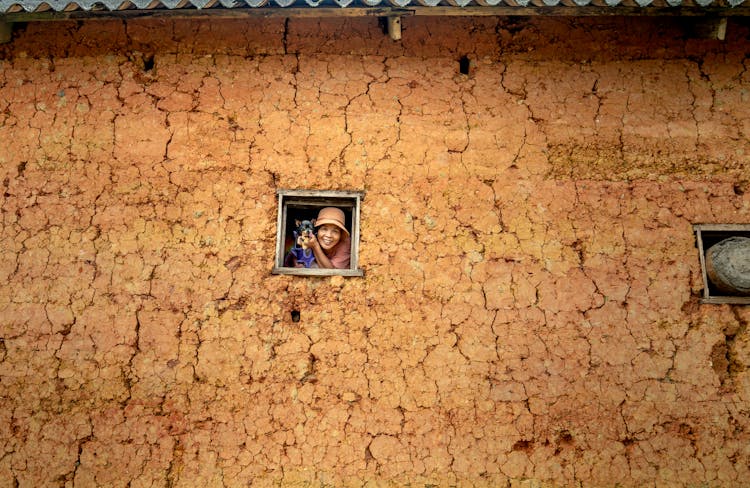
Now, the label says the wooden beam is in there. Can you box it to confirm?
[3,6,750,23]
[4,7,406,22]
[271,266,364,277]
[408,5,750,17]
[694,224,750,232]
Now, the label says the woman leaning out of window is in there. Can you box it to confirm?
[307,207,350,269]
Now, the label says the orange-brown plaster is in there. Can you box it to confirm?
[0,14,749,487]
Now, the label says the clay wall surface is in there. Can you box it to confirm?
[0,15,749,487]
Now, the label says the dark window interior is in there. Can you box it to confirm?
[283,204,353,259]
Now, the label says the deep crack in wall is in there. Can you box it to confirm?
[0,15,749,488]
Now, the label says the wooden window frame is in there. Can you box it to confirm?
[272,189,364,277]
[694,224,750,305]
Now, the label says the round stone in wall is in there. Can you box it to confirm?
[705,236,750,295]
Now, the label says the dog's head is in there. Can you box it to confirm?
[295,219,316,237]
[294,219,316,249]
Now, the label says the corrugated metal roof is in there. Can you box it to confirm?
[0,0,747,12]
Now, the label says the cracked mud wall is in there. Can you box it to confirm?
[1,15,749,487]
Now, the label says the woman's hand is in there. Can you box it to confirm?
[303,233,320,251]
[307,233,335,269]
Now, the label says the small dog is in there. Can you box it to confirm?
[284,219,317,268]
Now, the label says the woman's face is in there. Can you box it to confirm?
[317,224,342,252]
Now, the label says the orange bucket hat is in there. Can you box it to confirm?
[315,207,349,236]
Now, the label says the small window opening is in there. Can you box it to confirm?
[694,224,750,304]
[143,54,155,72]
[459,56,471,75]
[273,189,364,277]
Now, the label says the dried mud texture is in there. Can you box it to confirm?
[1,16,750,488]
